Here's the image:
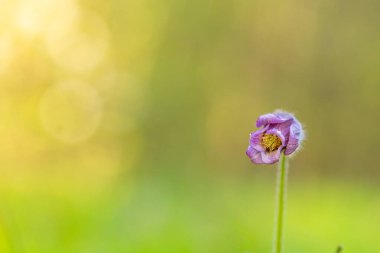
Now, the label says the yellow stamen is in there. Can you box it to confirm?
[261,134,282,152]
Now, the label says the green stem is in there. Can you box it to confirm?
[273,152,287,253]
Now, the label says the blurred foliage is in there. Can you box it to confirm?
[0,0,380,252]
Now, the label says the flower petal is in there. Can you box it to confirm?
[256,111,294,128]
[284,120,304,155]
[249,125,269,152]
[261,147,283,164]
[246,145,264,163]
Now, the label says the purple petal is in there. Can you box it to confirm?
[246,145,264,163]
[273,120,293,137]
[249,125,269,152]
[256,111,294,128]
[284,120,304,155]
[261,148,283,164]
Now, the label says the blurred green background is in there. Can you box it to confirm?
[1,0,380,252]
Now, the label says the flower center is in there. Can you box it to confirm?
[261,134,282,152]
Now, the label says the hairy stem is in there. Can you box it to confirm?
[273,153,287,253]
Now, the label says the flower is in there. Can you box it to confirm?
[246,110,304,164]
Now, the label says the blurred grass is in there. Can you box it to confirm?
[0,174,379,253]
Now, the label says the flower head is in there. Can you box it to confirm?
[246,110,304,164]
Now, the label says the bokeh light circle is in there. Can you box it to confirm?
[39,80,103,144]
[45,11,109,73]
[14,0,80,37]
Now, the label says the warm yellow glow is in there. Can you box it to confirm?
[14,0,80,37]
[39,80,103,144]
[15,6,39,35]
[45,11,109,73]
[0,34,14,73]
[0,0,140,189]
